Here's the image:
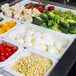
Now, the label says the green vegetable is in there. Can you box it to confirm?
[69,22,76,27]
[32,17,44,25]
[48,12,55,20]
[59,26,68,34]
[69,26,76,34]
[60,19,69,28]
[40,22,47,28]
[72,15,76,21]
[53,15,61,24]
[40,13,49,22]
[52,9,76,21]
[48,20,54,27]
[42,10,48,13]
[51,23,61,32]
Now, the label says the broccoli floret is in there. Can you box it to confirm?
[40,13,49,22]
[48,12,55,20]
[51,23,61,32]
[53,15,61,24]
[48,20,54,27]
[40,22,47,28]
[60,19,69,28]
[32,17,44,25]
[69,22,76,27]
[42,10,48,13]
[72,15,76,21]
[58,26,68,34]
[69,26,76,34]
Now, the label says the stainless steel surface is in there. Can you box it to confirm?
[32,0,76,10]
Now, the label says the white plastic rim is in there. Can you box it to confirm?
[0,13,21,37]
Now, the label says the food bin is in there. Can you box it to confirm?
[3,48,57,76]
[18,0,76,36]
[0,37,23,67]
[5,22,75,59]
[0,13,21,37]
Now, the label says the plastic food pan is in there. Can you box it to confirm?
[5,22,75,59]
[3,48,57,76]
[0,37,23,67]
[17,0,76,36]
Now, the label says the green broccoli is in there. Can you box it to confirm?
[58,26,69,34]
[69,22,76,27]
[40,22,47,28]
[40,13,49,22]
[72,15,76,21]
[47,12,55,20]
[69,26,76,34]
[60,19,69,28]
[32,17,44,25]
[48,20,54,27]
[53,15,61,24]
[42,10,48,13]
[51,23,61,32]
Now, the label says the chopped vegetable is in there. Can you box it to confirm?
[0,41,18,62]
[52,9,76,21]
[69,26,76,34]
[40,22,47,28]
[59,19,69,28]
[33,12,76,34]
[40,13,49,22]
[48,6,54,11]
[12,54,52,76]
[0,21,16,34]
[32,17,43,25]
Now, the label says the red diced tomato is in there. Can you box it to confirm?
[37,7,44,12]
[2,42,7,48]
[0,56,6,61]
[27,5,33,9]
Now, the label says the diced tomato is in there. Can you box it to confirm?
[33,4,39,7]
[48,6,54,11]
[1,50,5,56]
[0,46,4,51]
[5,48,11,53]
[6,43,12,48]
[27,5,33,9]
[2,42,7,48]
[0,44,3,48]
[37,7,44,12]
[11,46,16,52]
[5,53,9,58]
[0,56,6,61]
[40,4,45,8]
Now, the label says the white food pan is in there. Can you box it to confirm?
[0,37,23,67]
[0,13,21,37]
[18,0,76,37]
[3,48,57,76]
[5,22,75,59]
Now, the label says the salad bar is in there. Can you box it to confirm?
[0,0,76,76]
